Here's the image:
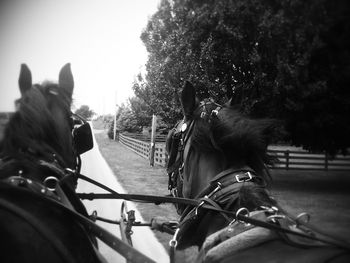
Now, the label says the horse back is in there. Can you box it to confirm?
[0,182,100,263]
[220,239,350,263]
[197,220,350,263]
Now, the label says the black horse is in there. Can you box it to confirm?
[166,81,350,262]
[0,64,102,263]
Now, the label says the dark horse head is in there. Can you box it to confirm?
[166,81,276,249]
[1,64,76,176]
[0,64,100,263]
[166,82,350,262]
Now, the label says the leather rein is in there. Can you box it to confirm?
[76,168,350,252]
[1,155,349,263]
[0,160,156,263]
[163,100,350,261]
[1,104,349,262]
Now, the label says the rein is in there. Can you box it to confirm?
[74,170,350,252]
[0,174,155,263]
[2,157,349,263]
[164,98,350,262]
[0,153,155,263]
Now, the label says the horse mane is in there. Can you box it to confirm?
[190,102,274,179]
[1,82,72,166]
[188,101,278,219]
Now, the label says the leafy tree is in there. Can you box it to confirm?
[115,104,141,133]
[128,91,152,127]
[138,0,350,155]
[74,105,95,120]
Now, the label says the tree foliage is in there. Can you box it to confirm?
[115,104,141,133]
[136,0,350,154]
[74,105,95,120]
[128,92,152,127]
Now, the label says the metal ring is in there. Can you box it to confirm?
[169,228,180,248]
[236,207,250,224]
[169,239,178,248]
[43,176,59,191]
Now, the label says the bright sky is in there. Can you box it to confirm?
[0,0,160,114]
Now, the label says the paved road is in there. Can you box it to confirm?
[77,129,169,263]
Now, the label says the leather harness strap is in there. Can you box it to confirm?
[0,198,77,263]
[0,179,155,263]
[75,169,350,251]
[3,161,349,262]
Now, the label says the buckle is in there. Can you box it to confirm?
[235,171,253,183]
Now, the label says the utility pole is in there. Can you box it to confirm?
[149,114,157,166]
[113,91,118,141]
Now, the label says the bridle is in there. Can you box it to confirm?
[2,92,349,262]
[165,99,350,259]
[0,111,155,262]
[166,100,222,189]
[71,113,94,158]
[166,99,222,214]
[0,111,101,261]
[166,119,194,213]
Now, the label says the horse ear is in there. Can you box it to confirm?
[181,81,196,119]
[18,64,32,95]
[59,63,74,98]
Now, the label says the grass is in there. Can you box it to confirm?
[93,130,197,262]
[93,128,350,262]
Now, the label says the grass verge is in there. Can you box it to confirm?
[93,131,197,262]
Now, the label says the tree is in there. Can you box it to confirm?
[128,90,152,128]
[115,104,141,133]
[138,0,350,154]
[75,105,95,120]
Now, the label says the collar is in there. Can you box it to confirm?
[175,167,261,248]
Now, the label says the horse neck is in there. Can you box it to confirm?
[181,152,231,246]
[185,150,274,248]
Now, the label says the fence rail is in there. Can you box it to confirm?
[119,134,167,167]
[122,132,167,142]
[269,150,350,171]
[119,133,350,171]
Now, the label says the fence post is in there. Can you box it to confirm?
[113,103,118,141]
[149,115,157,166]
[285,150,290,170]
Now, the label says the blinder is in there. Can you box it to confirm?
[71,113,94,155]
[166,100,223,215]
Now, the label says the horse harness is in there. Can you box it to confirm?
[1,104,348,262]
[1,153,347,263]
[167,99,221,212]
[0,158,155,263]
[0,113,155,263]
[165,100,350,262]
[166,101,251,241]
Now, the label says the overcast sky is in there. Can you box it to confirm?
[0,0,160,114]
